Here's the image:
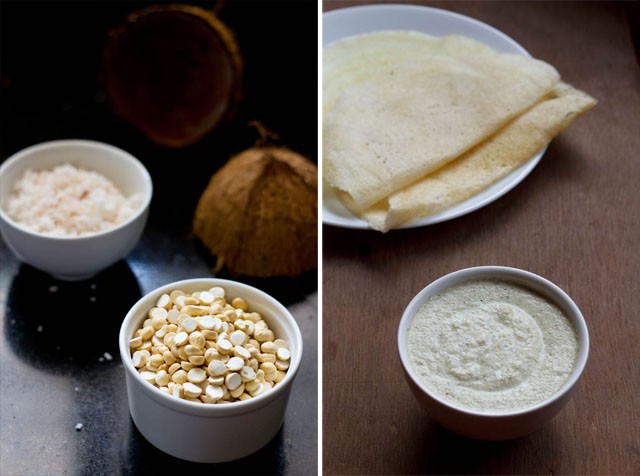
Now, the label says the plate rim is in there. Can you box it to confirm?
[322,3,547,230]
[322,3,530,54]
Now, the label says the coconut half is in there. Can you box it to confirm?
[193,145,317,277]
[103,4,242,147]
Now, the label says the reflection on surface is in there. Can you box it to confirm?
[1,260,142,475]
[120,422,287,475]
[4,260,142,372]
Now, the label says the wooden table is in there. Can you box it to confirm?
[322,2,640,474]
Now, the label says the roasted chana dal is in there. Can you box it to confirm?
[129,286,290,404]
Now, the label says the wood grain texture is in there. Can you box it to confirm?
[322,1,640,475]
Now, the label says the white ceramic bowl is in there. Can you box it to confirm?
[398,266,589,440]
[118,278,303,463]
[0,139,152,280]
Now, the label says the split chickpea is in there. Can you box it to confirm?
[129,286,291,404]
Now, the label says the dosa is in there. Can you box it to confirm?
[324,31,560,209]
[349,82,597,231]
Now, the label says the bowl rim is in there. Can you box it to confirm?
[397,265,589,418]
[0,139,153,241]
[118,277,304,417]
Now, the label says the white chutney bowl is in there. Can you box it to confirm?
[0,139,152,280]
[397,266,589,440]
[118,278,303,463]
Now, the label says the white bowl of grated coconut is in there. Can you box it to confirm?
[0,139,152,280]
[398,266,589,440]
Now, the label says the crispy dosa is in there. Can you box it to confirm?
[323,31,560,209]
[350,82,597,231]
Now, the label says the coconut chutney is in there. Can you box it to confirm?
[407,279,578,412]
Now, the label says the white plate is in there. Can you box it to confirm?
[322,4,547,230]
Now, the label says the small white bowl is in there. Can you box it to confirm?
[118,278,303,463]
[398,266,589,440]
[0,139,152,280]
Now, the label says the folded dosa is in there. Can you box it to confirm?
[350,82,597,231]
[323,31,560,209]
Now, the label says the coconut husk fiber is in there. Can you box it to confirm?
[193,145,317,277]
[103,4,242,147]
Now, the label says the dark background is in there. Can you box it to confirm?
[0,1,318,475]
[1,0,318,204]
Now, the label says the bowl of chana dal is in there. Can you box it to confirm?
[118,278,303,463]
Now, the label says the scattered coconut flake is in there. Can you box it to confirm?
[4,163,143,237]
[103,352,113,361]
[75,423,83,431]
[36,325,43,332]
[89,296,97,303]
[49,285,59,293]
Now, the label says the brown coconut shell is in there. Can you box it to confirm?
[193,145,317,277]
[103,4,242,147]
